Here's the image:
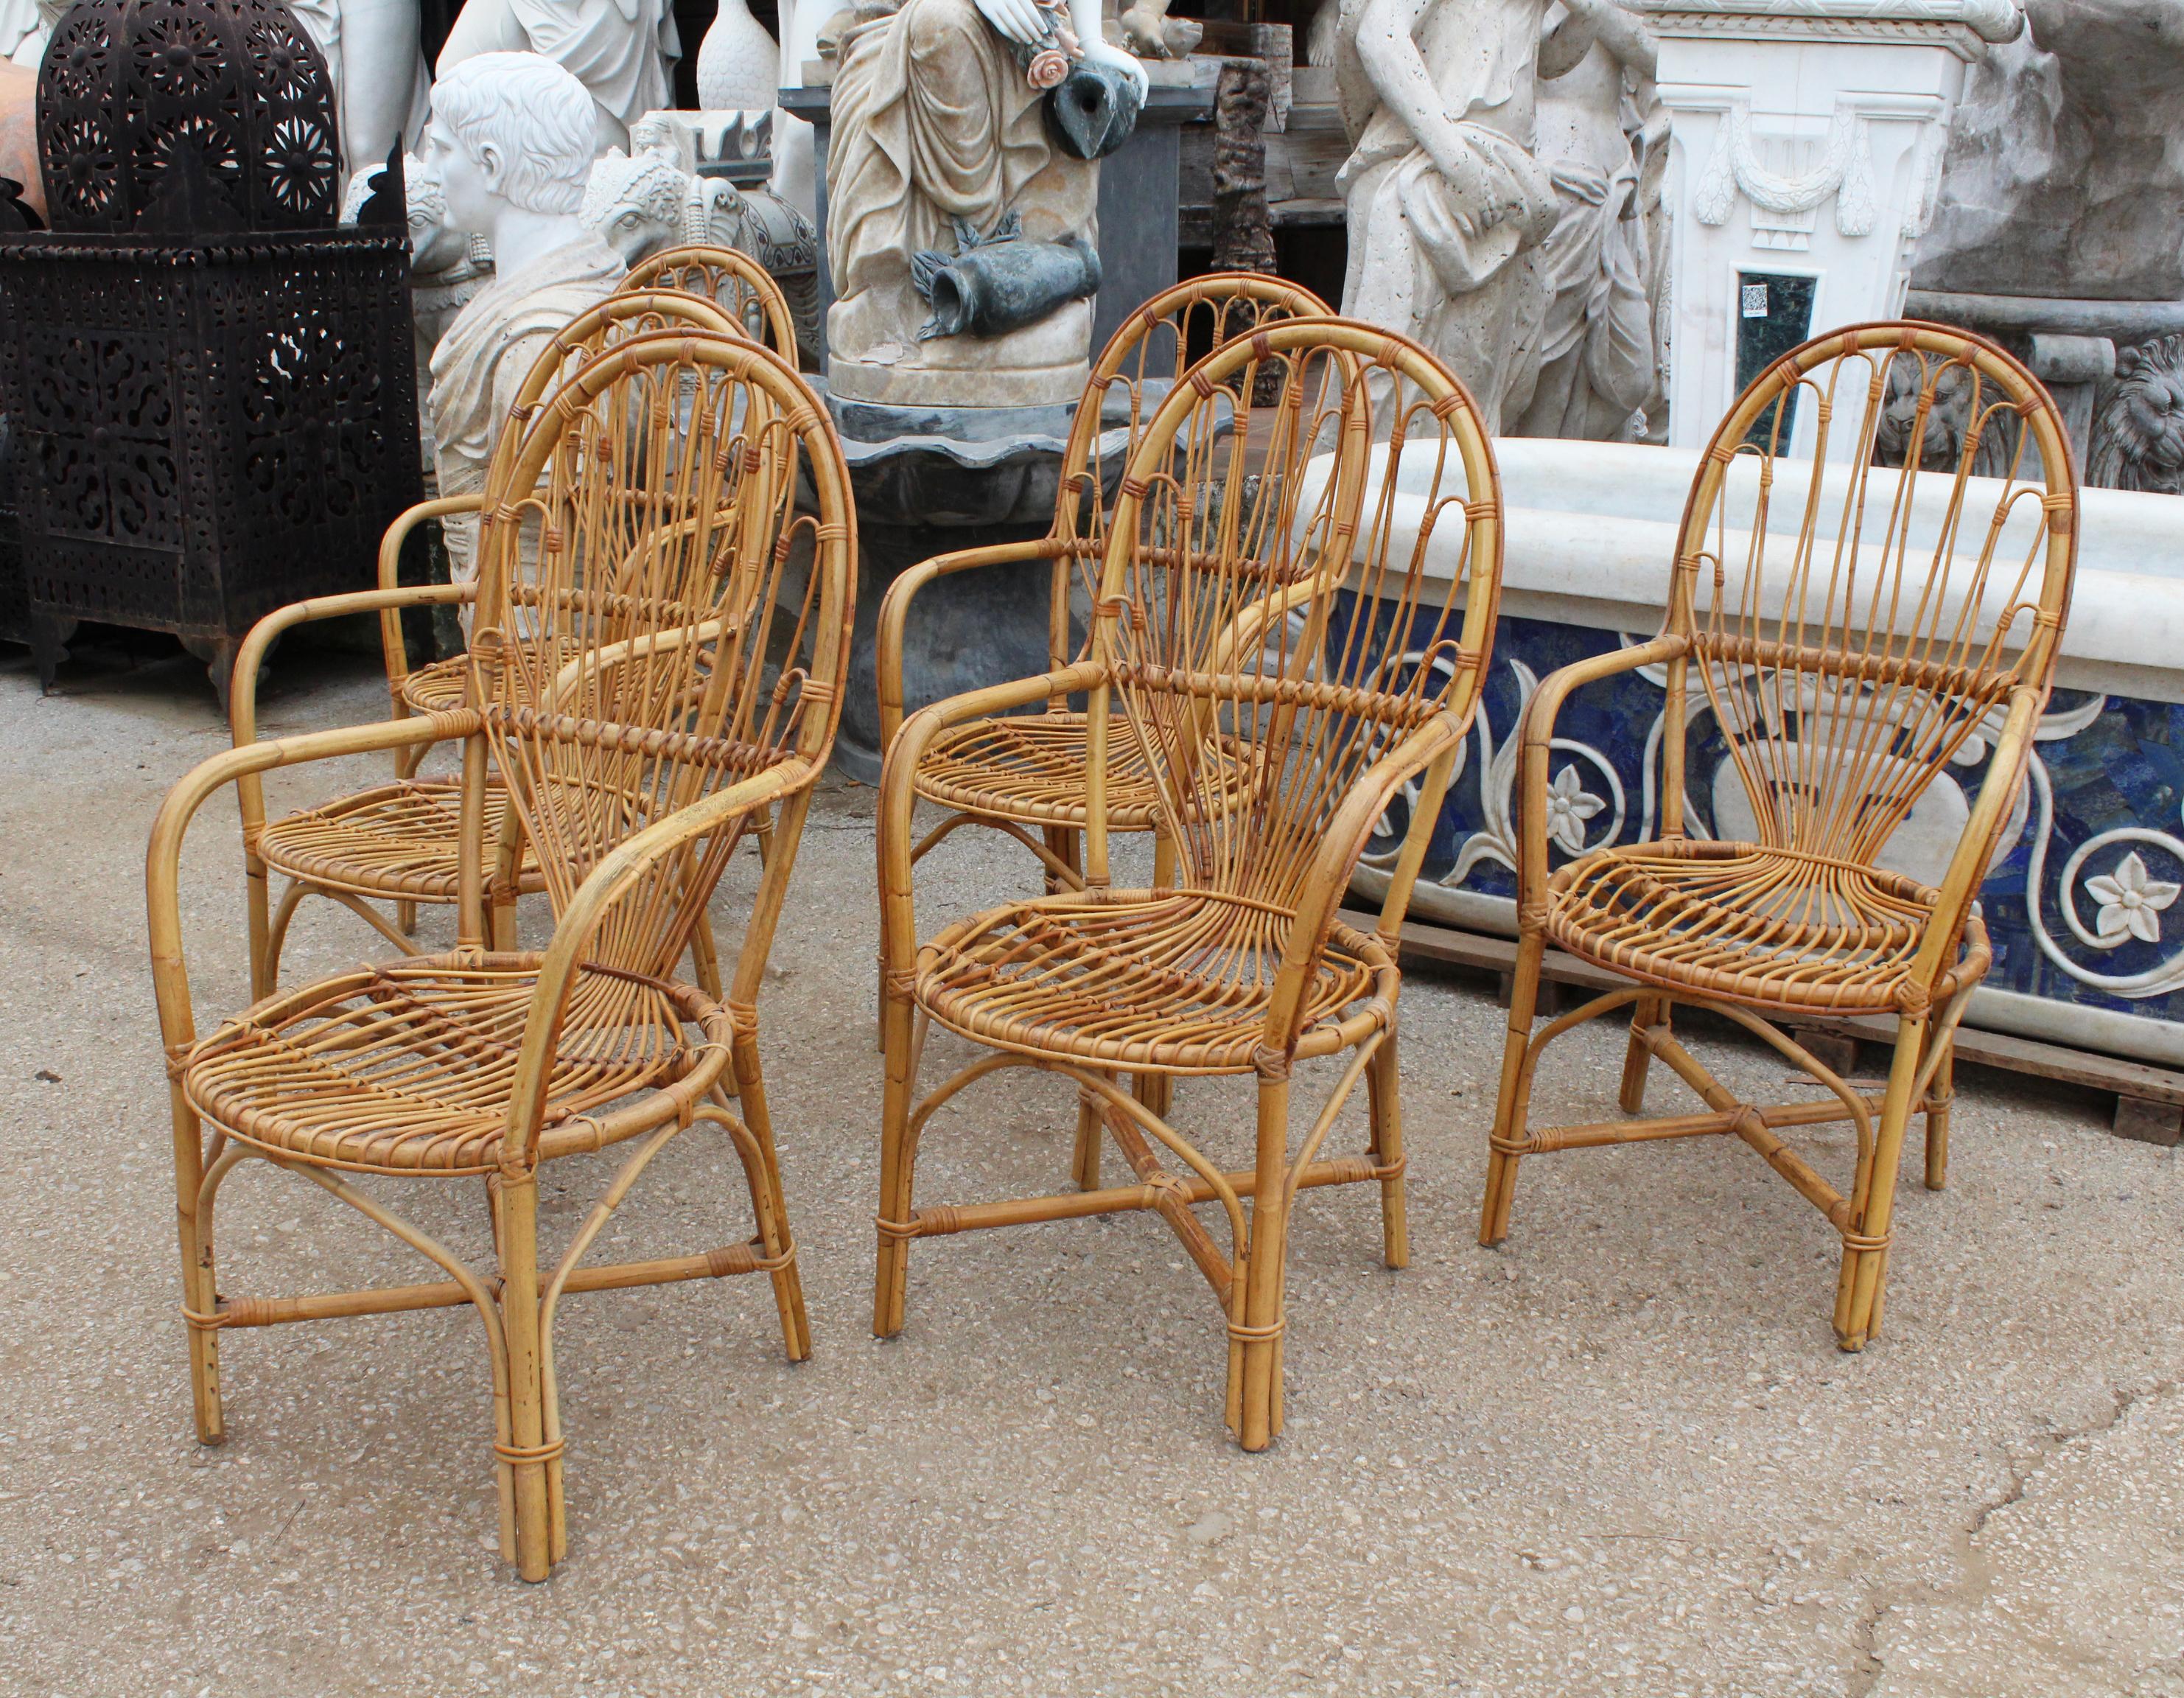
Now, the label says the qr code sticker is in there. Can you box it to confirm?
[1741,283,1769,318]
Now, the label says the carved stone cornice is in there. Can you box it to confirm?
[1626,0,2021,49]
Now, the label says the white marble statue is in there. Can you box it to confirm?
[696,0,779,108]
[1506,0,1665,441]
[417,52,626,585]
[287,0,432,187]
[437,0,680,152]
[1334,0,1567,432]
[823,0,1146,408]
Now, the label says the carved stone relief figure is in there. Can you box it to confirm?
[1333,0,1561,433]
[438,0,680,152]
[1506,0,1663,441]
[417,52,626,585]
[824,0,1146,408]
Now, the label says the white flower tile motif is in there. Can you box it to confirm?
[2084,850,2180,946]
[1544,764,1606,857]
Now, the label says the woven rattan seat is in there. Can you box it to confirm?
[254,779,545,901]
[183,954,725,1175]
[917,893,1392,1074]
[913,712,1254,831]
[397,654,467,716]
[1543,839,1977,1014]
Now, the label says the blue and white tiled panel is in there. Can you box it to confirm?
[1355,611,2184,1036]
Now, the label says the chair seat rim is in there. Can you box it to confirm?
[912,710,1252,832]
[182,950,732,1177]
[1544,836,1972,1015]
[914,890,1396,1076]
[256,778,547,900]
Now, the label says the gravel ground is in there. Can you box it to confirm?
[1,637,2180,1698]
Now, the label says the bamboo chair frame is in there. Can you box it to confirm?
[150,333,855,1581]
[1477,321,2079,1351]
[619,243,800,365]
[875,273,1331,896]
[230,294,743,999]
[875,320,1503,1449]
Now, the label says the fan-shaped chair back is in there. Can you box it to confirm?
[1087,319,1502,1029]
[466,335,853,982]
[1669,323,2077,923]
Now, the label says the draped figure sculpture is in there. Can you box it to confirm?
[438,0,679,151]
[1334,0,1565,431]
[419,53,626,588]
[824,0,1145,408]
[1508,0,1666,440]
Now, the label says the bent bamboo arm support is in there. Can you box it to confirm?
[876,537,1074,752]
[1514,634,1690,902]
[1909,685,2041,987]
[1265,710,1466,1052]
[500,755,822,1163]
[876,660,1109,979]
[148,712,484,1054]
[375,494,488,690]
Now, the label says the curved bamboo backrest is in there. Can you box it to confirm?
[1667,321,2078,907]
[1043,273,1332,668]
[1089,319,1502,1007]
[620,244,799,363]
[469,335,855,979]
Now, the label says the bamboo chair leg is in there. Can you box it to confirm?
[688,909,725,1004]
[1835,1014,1927,1352]
[1480,930,1549,1246]
[261,880,311,996]
[489,890,519,954]
[1042,826,1082,897]
[245,859,272,1001]
[729,1029,811,1361]
[496,1168,556,1582]
[1152,828,1177,892]
[173,1108,224,1444]
[874,982,921,1338]
[1071,1078,1106,1191]
[396,899,418,937]
[1619,995,1667,1115]
[1232,1071,1292,1452]
[1367,1029,1408,1269]
[1924,1038,1954,1192]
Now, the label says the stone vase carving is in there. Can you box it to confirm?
[697,0,778,109]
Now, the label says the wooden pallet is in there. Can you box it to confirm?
[1348,910,2184,1148]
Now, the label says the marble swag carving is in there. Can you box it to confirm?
[418,52,626,588]
[824,0,1146,408]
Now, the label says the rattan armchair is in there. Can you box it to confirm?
[875,320,1503,1448]
[229,293,742,996]
[149,334,854,1580]
[874,273,1330,895]
[1477,321,2079,1350]
[620,243,801,363]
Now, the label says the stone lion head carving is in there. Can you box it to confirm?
[2090,334,2184,495]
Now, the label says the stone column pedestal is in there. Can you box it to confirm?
[1632,0,2023,451]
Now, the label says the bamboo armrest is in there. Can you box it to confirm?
[502,754,821,1159]
[377,494,489,687]
[1271,710,1467,1049]
[231,581,477,752]
[1513,635,1689,894]
[147,712,484,1055]
[877,536,1076,752]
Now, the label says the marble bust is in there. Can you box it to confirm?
[825,0,1145,409]
[418,52,626,587]
[1335,0,1565,432]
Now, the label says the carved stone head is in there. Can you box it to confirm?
[580,146,688,266]
[421,52,597,237]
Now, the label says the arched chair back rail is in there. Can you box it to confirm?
[148,332,855,1582]
[1476,320,2079,1352]
[228,294,742,998]
[619,243,802,366]
[875,318,1503,1453]
[875,273,1333,896]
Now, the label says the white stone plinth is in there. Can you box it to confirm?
[1631,0,2022,450]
